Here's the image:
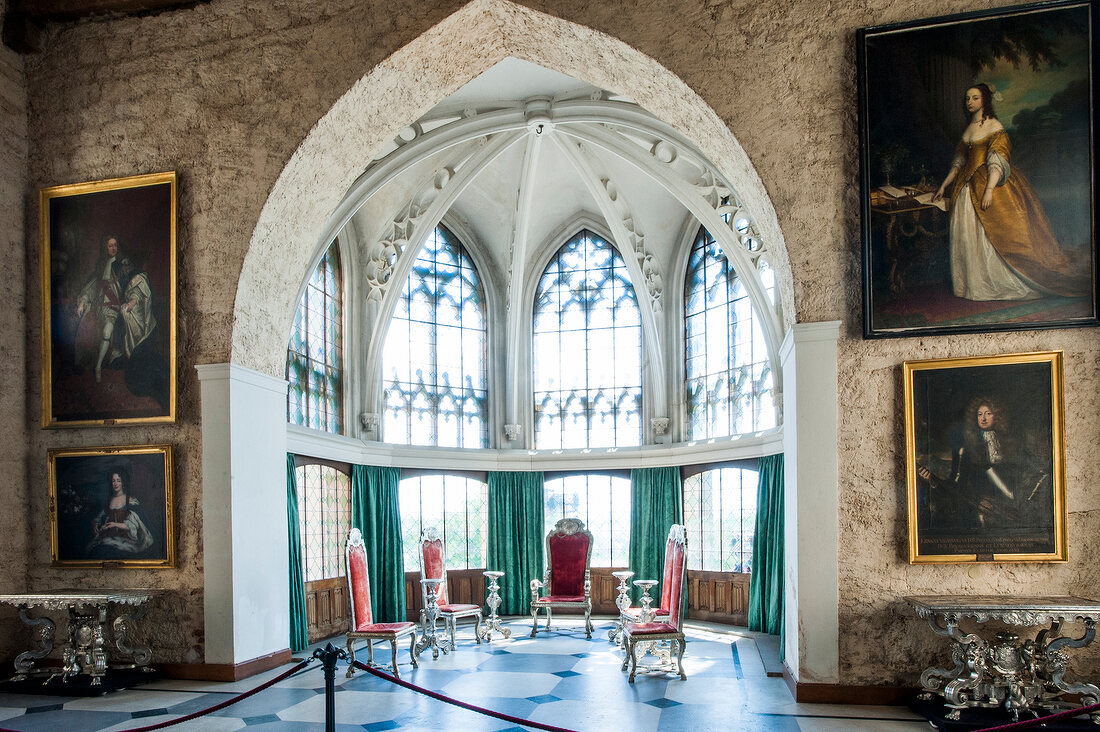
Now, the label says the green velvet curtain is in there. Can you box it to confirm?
[351,465,406,623]
[627,466,683,604]
[748,453,784,638]
[286,454,309,653]
[486,471,545,616]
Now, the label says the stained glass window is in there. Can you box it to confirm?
[382,226,488,448]
[682,465,758,573]
[685,226,776,439]
[533,230,642,449]
[287,243,344,433]
[296,463,352,582]
[399,474,488,570]
[543,473,630,567]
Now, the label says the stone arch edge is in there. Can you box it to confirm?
[231,0,794,376]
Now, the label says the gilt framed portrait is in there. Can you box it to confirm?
[49,444,176,569]
[858,1,1097,338]
[40,171,177,427]
[903,351,1066,563]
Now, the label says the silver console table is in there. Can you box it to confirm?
[0,590,154,685]
[906,595,1100,723]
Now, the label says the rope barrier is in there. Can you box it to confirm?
[972,700,1100,731]
[0,658,313,732]
[354,659,578,732]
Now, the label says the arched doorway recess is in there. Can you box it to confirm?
[206,0,836,688]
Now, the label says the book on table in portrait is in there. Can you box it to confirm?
[857,0,1098,338]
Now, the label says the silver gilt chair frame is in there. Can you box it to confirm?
[530,517,594,638]
[621,523,688,682]
[344,528,419,678]
[419,527,484,647]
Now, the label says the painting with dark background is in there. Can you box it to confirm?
[43,174,175,425]
[859,1,1096,337]
[50,447,174,568]
[905,354,1065,562]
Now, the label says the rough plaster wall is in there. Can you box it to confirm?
[16,0,1100,682]
[0,0,29,662]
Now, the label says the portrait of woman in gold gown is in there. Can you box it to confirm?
[932,83,1089,302]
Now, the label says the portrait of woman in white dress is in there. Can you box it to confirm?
[931,83,1089,302]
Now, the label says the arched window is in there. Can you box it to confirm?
[684,226,776,439]
[382,226,488,448]
[533,230,642,449]
[296,463,352,582]
[682,464,758,573]
[544,473,630,567]
[287,242,344,433]
[399,473,488,570]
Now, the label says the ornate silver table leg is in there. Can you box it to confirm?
[479,571,511,642]
[608,570,633,644]
[12,605,55,681]
[113,602,153,670]
[414,578,454,660]
[1039,619,1100,723]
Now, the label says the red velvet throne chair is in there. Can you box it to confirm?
[344,528,419,678]
[530,517,594,638]
[618,523,687,637]
[419,527,484,646]
[621,523,688,682]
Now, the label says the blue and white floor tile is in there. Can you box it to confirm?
[0,618,926,731]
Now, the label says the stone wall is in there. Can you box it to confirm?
[12,0,1100,684]
[0,0,29,658]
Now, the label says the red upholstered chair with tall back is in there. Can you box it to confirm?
[344,528,419,678]
[618,524,685,634]
[621,523,688,682]
[419,527,484,646]
[530,518,594,638]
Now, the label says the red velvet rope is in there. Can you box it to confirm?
[0,658,313,732]
[354,659,578,732]
[973,701,1100,731]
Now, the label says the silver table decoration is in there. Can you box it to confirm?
[479,571,511,642]
[0,589,154,685]
[415,578,453,660]
[608,570,634,644]
[906,595,1100,723]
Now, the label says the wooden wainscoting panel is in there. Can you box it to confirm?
[304,576,348,644]
[686,570,749,625]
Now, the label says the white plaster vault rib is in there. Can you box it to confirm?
[361,129,527,412]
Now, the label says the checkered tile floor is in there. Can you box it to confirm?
[0,619,925,731]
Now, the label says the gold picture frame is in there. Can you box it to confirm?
[49,444,176,568]
[40,171,177,427]
[904,351,1067,563]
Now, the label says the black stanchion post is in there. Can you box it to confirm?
[312,642,348,732]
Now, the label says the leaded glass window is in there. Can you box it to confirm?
[544,473,630,567]
[685,226,776,439]
[296,463,352,582]
[682,465,758,573]
[287,243,344,433]
[399,474,488,570]
[382,226,488,448]
[533,230,642,449]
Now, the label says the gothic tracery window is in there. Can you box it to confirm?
[287,242,344,433]
[533,230,642,449]
[382,225,488,448]
[684,226,776,439]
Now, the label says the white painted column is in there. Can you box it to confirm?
[780,321,840,684]
[197,363,290,665]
